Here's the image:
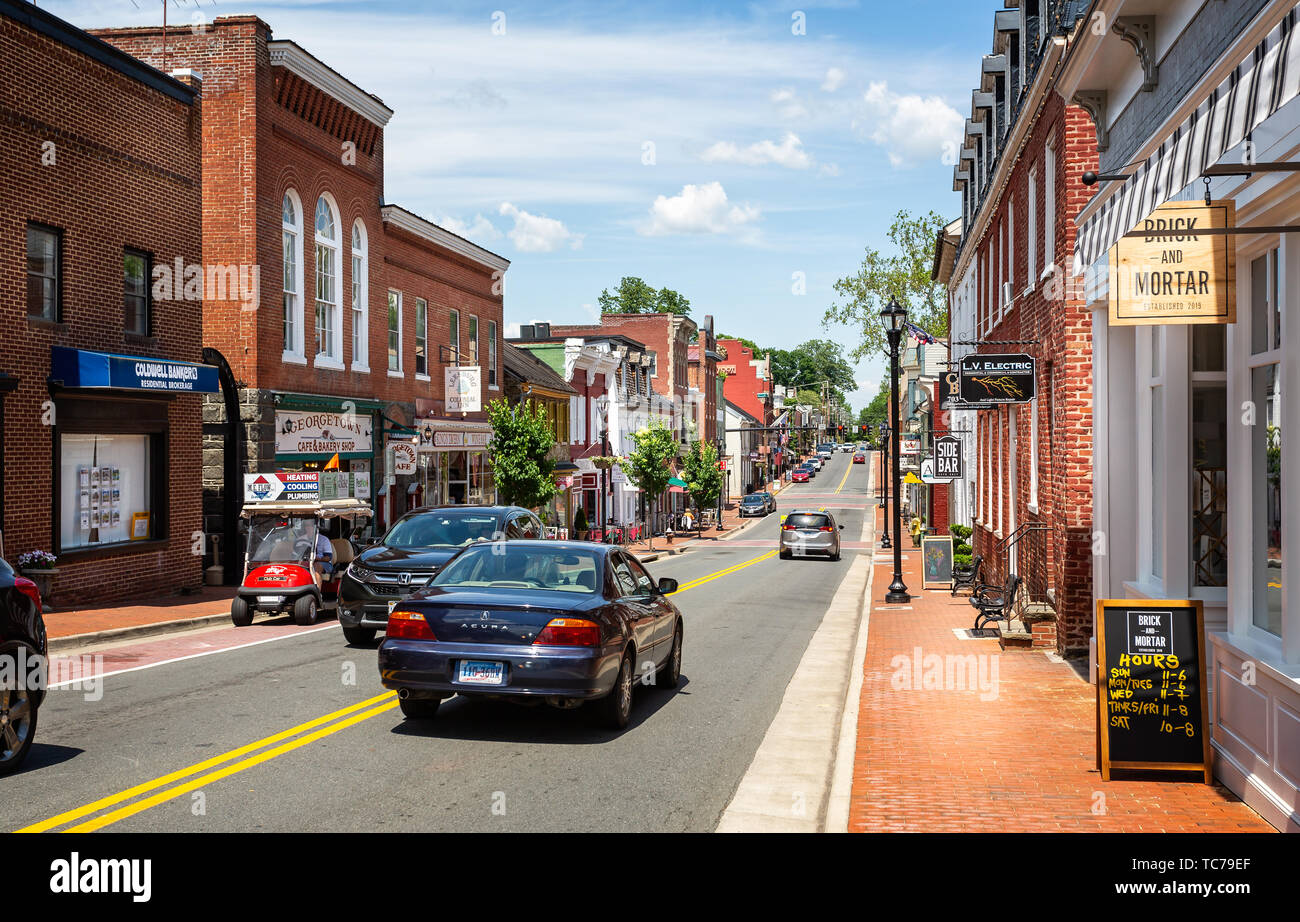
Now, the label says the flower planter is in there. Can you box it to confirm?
[20,568,58,610]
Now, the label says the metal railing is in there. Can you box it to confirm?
[987,522,1052,619]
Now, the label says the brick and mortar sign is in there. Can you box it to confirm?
[1108,201,1236,326]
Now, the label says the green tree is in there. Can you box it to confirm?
[768,339,857,396]
[623,419,679,551]
[486,398,559,511]
[681,440,723,535]
[599,276,691,315]
[826,209,949,360]
[858,381,890,433]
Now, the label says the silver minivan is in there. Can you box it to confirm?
[779,509,843,560]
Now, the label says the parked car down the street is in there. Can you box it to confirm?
[339,505,544,646]
[377,542,683,729]
[791,468,810,483]
[757,491,777,513]
[779,510,844,561]
[0,557,46,776]
[738,494,769,517]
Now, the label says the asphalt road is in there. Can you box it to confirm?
[6,449,876,833]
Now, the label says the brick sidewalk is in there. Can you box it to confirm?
[848,506,1274,833]
[44,585,237,641]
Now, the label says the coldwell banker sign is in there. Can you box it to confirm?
[959,354,1036,405]
[1108,200,1236,326]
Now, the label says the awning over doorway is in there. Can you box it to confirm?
[1074,8,1300,271]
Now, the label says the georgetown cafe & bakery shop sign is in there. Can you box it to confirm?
[1108,200,1236,326]
[275,409,373,456]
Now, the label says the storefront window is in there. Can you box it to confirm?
[1191,326,1227,587]
[60,433,153,550]
[1252,364,1282,635]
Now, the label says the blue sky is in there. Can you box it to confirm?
[49,0,998,410]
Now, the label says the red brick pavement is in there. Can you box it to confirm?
[44,586,237,641]
[848,507,1274,833]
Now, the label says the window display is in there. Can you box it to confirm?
[60,433,151,549]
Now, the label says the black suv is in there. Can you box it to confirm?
[1,558,46,775]
[338,505,544,645]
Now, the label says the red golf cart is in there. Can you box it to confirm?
[232,497,372,627]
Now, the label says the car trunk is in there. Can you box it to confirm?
[415,591,593,645]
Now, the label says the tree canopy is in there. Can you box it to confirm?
[599,276,691,315]
[622,420,679,550]
[681,440,723,526]
[825,209,950,361]
[486,398,559,511]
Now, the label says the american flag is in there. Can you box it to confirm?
[905,321,937,346]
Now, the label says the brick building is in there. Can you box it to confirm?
[92,16,508,566]
[686,314,721,446]
[715,338,774,490]
[0,0,208,604]
[936,0,1096,654]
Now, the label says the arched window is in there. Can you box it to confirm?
[315,195,341,364]
[282,190,304,358]
[351,220,368,371]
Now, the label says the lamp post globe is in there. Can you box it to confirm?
[878,297,910,604]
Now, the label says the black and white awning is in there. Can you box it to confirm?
[1074,7,1300,272]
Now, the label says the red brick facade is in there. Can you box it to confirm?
[0,4,204,604]
[716,338,770,426]
[553,313,696,440]
[966,92,1098,655]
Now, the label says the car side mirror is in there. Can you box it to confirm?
[656,577,678,595]
[839,524,845,530]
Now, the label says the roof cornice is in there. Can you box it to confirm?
[268,40,393,127]
[381,205,510,272]
[953,35,1066,284]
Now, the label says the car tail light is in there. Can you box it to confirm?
[13,576,41,613]
[533,618,601,647]
[819,525,834,532]
[387,608,436,640]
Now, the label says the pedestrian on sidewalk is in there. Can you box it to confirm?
[909,514,924,548]
[682,508,695,535]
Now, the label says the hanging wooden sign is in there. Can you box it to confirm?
[1108,200,1236,326]
[1095,599,1211,783]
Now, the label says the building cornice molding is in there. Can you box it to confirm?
[268,40,393,127]
[381,205,511,272]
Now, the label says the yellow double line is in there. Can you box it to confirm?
[17,550,778,834]
[16,692,399,833]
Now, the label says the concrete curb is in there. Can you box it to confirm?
[48,610,236,653]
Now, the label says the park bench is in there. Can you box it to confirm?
[950,555,983,597]
[970,573,1021,631]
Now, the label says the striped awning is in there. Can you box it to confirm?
[1074,7,1300,272]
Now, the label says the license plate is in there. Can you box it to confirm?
[793,546,808,557]
[457,660,505,685]
[257,595,283,604]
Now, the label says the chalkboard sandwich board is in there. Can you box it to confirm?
[922,535,954,590]
[1095,599,1210,783]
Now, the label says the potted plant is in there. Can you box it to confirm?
[16,549,58,609]
[572,506,589,541]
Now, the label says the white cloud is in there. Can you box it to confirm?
[770,87,809,119]
[700,132,813,170]
[641,182,760,237]
[498,202,582,252]
[434,212,502,243]
[821,67,846,92]
[855,80,963,169]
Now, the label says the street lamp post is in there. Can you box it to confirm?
[595,394,610,539]
[880,298,910,604]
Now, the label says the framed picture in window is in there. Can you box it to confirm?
[130,512,151,540]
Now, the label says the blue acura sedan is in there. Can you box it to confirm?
[377,541,682,729]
